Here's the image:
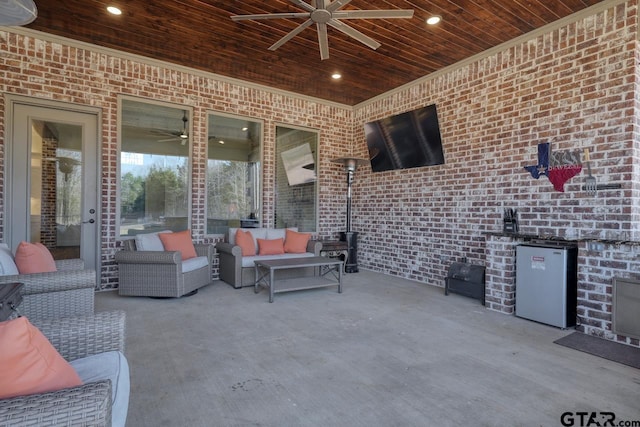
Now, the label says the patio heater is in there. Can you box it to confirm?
[331,157,368,273]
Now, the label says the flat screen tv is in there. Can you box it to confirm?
[364,104,445,172]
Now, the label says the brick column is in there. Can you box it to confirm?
[484,235,517,314]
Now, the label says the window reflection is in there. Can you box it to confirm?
[275,125,318,232]
[119,99,190,237]
[207,113,262,235]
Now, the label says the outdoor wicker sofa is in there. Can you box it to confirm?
[115,238,214,297]
[0,258,95,319]
[216,227,322,288]
[0,310,128,427]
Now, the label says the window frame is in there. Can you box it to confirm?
[274,123,319,233]
[205,110,264,236]
[116,96,193,240]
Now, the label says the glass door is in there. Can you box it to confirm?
[6,98,99,272]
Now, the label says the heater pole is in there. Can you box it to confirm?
[331,157,367,274]
[346,169,354,233]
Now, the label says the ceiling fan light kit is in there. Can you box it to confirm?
[231,0,414,60]
[155,111,189,145]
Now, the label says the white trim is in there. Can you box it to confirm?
[0,0,627,112]
[1,26,352,111]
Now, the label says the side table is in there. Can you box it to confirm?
[318,240,348,270]
[0,282,24,321]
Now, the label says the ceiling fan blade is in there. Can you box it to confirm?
[269,19,314,51]
[327,19,381,50]
[332,10,414,19]
[231,12,309,21]
[288,0,316,13]
[317,22,329,60]
[326,0,352,13]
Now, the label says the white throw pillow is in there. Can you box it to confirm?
[134,231,171,251]
[266,227,297,241]
[0,243,19,276]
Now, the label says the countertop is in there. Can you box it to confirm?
[482,231,638,246]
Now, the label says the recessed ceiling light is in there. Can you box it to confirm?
[331,72,342,80]
[426,15,441,25]
[107,6,122,15]
[218,140,225,144]
[241,127,248,131]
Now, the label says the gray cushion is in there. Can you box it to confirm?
[70,351,130,427]
[182,256,209,273]
[242,252,314,268]
[134,231,171,251]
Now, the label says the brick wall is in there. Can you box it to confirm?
[352,1,639,347]
[0,30,352,289]
[485,235,640,348]
[1,2,639,348]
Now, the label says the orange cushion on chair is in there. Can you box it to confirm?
[257,238,285,255]
[158,230,197,260]
[0,317,83,399]
[235,229,256,256]
[284,229,311,254]
[14,241,57,274]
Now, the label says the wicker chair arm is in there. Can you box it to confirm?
[307,240,322,255]
[0,380,112,427]
[114,250,180,265]
[194,244,214,260]
[31,310,126,362]
[54,258,86,271]
[215,242,241,256]
[0,269,96,295]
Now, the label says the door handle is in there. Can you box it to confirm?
[83,209,96,224]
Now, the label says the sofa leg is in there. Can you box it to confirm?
[182,289,198,297]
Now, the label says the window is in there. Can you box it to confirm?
[275,125,318,232]
[206,113,262,235]
[119,99,191,237]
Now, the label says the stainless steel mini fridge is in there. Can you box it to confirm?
[515,242,578,328]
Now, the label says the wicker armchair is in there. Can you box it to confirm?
[0,258,95,320]
[0,310,126,427]
[115,239,213,297]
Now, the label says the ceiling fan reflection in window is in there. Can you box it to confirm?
[230,0,414,60]
[152,111,189,145]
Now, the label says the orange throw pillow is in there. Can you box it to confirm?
[0,317,83,399]
[14,241,57,274]
[159,230,197,260]
[235,230,256,256]
[257,238,285,255]
[284,229,311,254]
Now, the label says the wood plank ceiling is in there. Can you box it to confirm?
[26,0,605,106]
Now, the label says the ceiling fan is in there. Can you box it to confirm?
[230,0,414,60]
[153,111,189,145]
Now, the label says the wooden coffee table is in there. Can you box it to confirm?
[254,256,343,302]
